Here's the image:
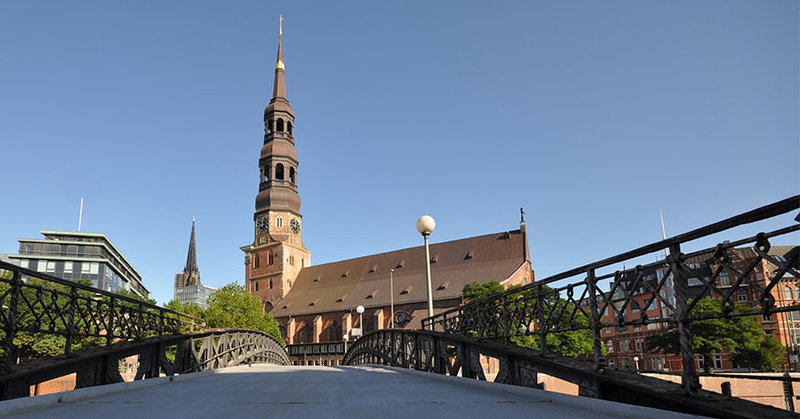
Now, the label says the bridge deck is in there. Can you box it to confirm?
[1,365,695,418]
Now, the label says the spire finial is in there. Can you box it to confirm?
[279,14,283,37]
[520,207,526,223]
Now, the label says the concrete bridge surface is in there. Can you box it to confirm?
[0,365,697,418]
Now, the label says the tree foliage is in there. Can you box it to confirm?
[461,281,602,359]
[647,297,785,372]
[204,283,285,346]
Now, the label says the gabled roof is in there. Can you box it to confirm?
[273,230,528,317]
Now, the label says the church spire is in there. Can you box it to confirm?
[272,15,287,100]
[183,217,200,286]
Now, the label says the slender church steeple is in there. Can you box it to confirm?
[180,218,200,287]
[244,16,310,312]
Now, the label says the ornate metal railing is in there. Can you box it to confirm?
[342,328,792,418]
[0,260,203,373]
[0,328,289,400]
[422,196,800,395]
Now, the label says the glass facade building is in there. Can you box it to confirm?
[7,230,150,299]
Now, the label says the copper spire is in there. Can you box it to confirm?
[272,15,286,99]
[183,217,200,286]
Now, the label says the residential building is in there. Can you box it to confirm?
[7,230,150,299]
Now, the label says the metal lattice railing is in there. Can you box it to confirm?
[423,195,800,394]
[0,260,203,373]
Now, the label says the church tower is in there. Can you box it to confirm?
[243,17,310,312]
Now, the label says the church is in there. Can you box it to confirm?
[241,23,534,352]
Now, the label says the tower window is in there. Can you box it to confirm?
[275,163,285,180]
[263,166,270,182]
[276,118,284,132]
[276,216,283,228]
[255,254,260,268]
[289,167,296,184]
[269,279,273,289]
[255,281,259,291]
[269,253,274,265]
[267,119,273,133]
[287,121,293,134]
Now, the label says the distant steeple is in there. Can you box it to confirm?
[182,217,200,286]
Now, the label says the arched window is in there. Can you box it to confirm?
[328,320,341,342]
[254,281,259,291]
[289,167,296,183]
[287,121,293,134]
[786,287,793,300]
[298,323,312,344]
[269,279,273,289]
[275,163,284,180]
[263,166,270,182]
[267,119,274,133]
[254,254,260,268]
[264,301,274,312]
[269,253,274,265]
[276,118,284,132]
[276,216,283,228]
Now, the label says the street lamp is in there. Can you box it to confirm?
[389,268,395,328]
[356,305,365,334]
[416,215,436,327]
[633,356,640,373]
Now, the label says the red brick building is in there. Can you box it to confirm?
[242,26,534,365]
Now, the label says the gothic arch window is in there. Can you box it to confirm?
[289,167,296,183]
[276,216,283,228]
[264,301,273,312]
[276,118,284,132]
[269,253,274,265]
[327,320,341,342]
[269,279,273,289]
[298,323,312,344]
[275,163,285,180]
[267,119,274,133]
[287,121,292,134]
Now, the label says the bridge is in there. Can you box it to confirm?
[0,195,798,417]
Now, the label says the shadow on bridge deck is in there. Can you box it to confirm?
[0,364,695,418]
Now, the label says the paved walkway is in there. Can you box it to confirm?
[1,365,698,418]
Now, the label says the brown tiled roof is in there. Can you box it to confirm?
[272,230,528,317]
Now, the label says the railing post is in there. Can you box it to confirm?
[586,269,605,371]
[106,296,116,347]
[502,295,511,346]
[670,243,700,394]
[65,284,77,357]
[535,284,547,355]
[3,269,22,372]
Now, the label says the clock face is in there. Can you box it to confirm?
[290,218,300,234]
[256,215,269,234]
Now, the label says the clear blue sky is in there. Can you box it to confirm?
[1,1,798,305]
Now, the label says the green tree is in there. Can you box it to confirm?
[461,281,601,359]
[647,297,784,372]
[204,283,285,346]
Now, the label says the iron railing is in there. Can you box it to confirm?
[0,260,203,373]
[422,195,800,395]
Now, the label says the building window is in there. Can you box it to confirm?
[38,260,47,272]
[290,256,294,266]
[737,289,747,302]
[289,167,296,184]
[19,259,29,269]
[269,253,274,265]
[714,354,723,370]
[255,254,260,268]
[81,262,91,274]
[763,314,771,322]
[287,121,292,134]
[606,340,614,353]
[697,357,705,371]
[608,358,615,368]
[269,279,273,289]
[64,261,72,273]
[45,261,56,273]
[719,271,730,286]
[276,118,284,132]
[635,338,643,353]
[255,281,259,291]
[756,271,763,280]
[275,164,284,180]
[276,216,283,228]
[786,287,793,300]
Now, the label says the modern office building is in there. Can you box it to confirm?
[174,219,216,308]
[7,230,150,299]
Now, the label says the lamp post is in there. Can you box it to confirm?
[389,268,395,328]
[416,215,436,327]
[356,305,365,335]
